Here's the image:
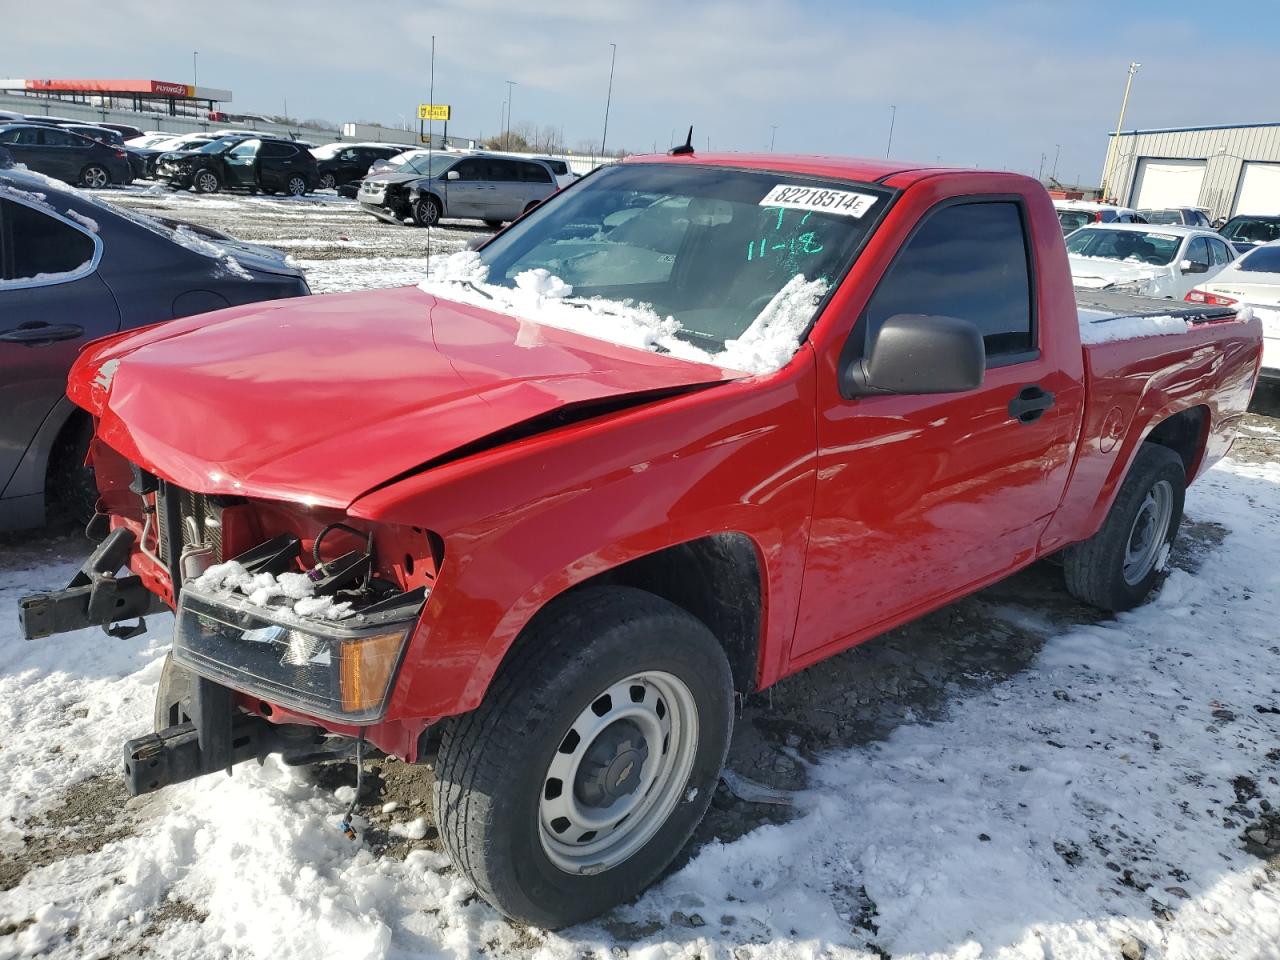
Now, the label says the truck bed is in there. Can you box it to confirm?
[1075,291,1237,344]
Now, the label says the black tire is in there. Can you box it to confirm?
[46,415,97,525]
[1063,443,1185,611]
[286,175,308,197]
[483,219,504,229]
[523,200,540,215]
[193,169,221,194]
[319,172,336,190]
[80,164,110,189]
[412,195,441,227]
[434,586,733,928]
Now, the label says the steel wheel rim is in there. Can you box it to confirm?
[288,177,306,196]
[1123,479,1173,585]
[538,670,699,875]
[86,167,107,188]
[197,172,216,192]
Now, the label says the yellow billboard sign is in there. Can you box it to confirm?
[418,104,451,121]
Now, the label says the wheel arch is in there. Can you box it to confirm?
[0,397,83,529]
[568,533,763,696]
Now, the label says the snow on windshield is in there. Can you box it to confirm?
[418,250,828,375]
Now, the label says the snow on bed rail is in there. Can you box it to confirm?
[417,250,827,375]
[1078,312,1191,344]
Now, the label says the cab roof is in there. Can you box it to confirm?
[622,151,963,186]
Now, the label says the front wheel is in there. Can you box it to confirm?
[80,165,110,189]
[1063,442,1186,611]
[286,175,308,197]
[434,586,733,928]
[412,196,441,227]
[194,169,221,193]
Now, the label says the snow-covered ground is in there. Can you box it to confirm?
[2,456,1278,959]
[2,191,1279,959]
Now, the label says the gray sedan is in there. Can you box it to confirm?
[0,165,310,531]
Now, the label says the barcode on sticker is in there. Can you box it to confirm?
[759,184,877,218]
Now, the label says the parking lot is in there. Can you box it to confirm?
[0,184,1278,958]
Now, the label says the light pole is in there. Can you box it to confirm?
[886,105,896,158]
[499,101,507,146]
[1052,143,1061,181]
[1101,61,1140,202]
[1038,152,1046,181]
[505,80,516,150]
[769,125,778,152]
[193,51,199,90]
[601,43,616,159]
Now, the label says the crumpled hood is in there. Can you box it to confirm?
[69,285,736,509]
[1068,256,1164,291]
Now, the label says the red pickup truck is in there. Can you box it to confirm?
[20,152,1262,928]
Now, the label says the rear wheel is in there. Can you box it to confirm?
[194,169,221,194]
[1063,443,1185,611]
[318,172,336,190]
[413,196,441,227]
[286,175,308,197]
[434,586,733,928]
[80,165,110,189]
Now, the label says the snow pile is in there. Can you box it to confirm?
[1078,312,1191,344]
[191,561,352,620]
[418,250,827,375]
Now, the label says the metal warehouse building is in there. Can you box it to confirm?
[1100,122,1280,220]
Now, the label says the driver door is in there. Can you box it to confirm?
[224,139,260,189]
[790,197,1079,667]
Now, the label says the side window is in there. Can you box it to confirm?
[487,160,520,182]
[260,142,296,159]
[451,158,485,181]
[863,201,1034,360]
[1209,239,1233,266]
[229,140,259,158]
[519,161,552,183]
[40,129,78,147]
[0,129,19,144]
[1185,236,1210,269]
[0,198,96,282]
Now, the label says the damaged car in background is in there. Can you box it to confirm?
[1066,222,1236,299]
[19,151,1262,928]
[0,166,310,531]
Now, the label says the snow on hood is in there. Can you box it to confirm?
[1068,255,1163,291]
[417,250,828,376]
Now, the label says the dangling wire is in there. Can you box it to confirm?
[338,731,366,841]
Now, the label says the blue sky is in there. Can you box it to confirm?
[8,0,1279,185]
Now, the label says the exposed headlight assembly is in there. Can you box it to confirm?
[173,586,425,723]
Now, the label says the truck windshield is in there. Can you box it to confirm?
[431,163,891,373]
[1065,228,1181,266]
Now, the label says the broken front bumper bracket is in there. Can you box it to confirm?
[18,526,167,640]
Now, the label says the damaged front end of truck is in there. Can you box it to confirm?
[20,440,439,797]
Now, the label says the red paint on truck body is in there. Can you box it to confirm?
[66,155,1264,760]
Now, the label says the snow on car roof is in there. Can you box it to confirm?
[1053,199,1130,211]
[1068,222,1214,236]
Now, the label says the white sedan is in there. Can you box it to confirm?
[1065,223,1236,300]
[1186,240,1280,379]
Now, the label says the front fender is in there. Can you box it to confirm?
[351,357,820,720]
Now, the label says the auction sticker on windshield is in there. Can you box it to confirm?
[759,184,878,218]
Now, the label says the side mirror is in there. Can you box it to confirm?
[446,170,460,181]
[1180,259,1208,274]
[842,313,986,398]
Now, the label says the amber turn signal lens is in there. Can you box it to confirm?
[339,629,408,714]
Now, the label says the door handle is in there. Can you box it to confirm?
[0,322,85,346]
[1008,384,1055,424]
